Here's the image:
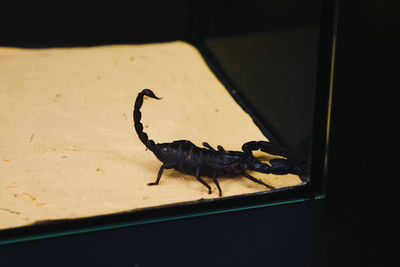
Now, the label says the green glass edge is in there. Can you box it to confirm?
[0,196,324,246]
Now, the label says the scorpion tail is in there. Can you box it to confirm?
[133,89,161,152]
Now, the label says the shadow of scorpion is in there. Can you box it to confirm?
[134,89,304,197]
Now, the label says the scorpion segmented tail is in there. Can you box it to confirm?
[133,89,161,152]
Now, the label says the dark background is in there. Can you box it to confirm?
[1,0,399,266]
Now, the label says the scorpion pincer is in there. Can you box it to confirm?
[133,89,302,197]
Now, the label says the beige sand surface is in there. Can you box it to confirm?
[0,41,302,230]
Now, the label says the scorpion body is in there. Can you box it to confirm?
[134,89,302,196]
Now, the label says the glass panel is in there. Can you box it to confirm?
[0,0,336,244]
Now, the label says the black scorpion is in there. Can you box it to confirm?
[133,89,302,196]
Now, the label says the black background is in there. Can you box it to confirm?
[1,1,399,266]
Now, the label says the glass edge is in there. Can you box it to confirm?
[321,0,340,196]
[309,0,339,198]
[0,195,325,246]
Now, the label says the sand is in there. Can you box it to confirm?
[0,41,301,230]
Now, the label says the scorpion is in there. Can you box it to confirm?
[134,89,302,197]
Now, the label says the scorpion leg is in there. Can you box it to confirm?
[243,172,275,190]
[202,142,216,151]
[195,166,212,194]
[217,145,226,152]
[212,170,222,196]
[147,162,177,186]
